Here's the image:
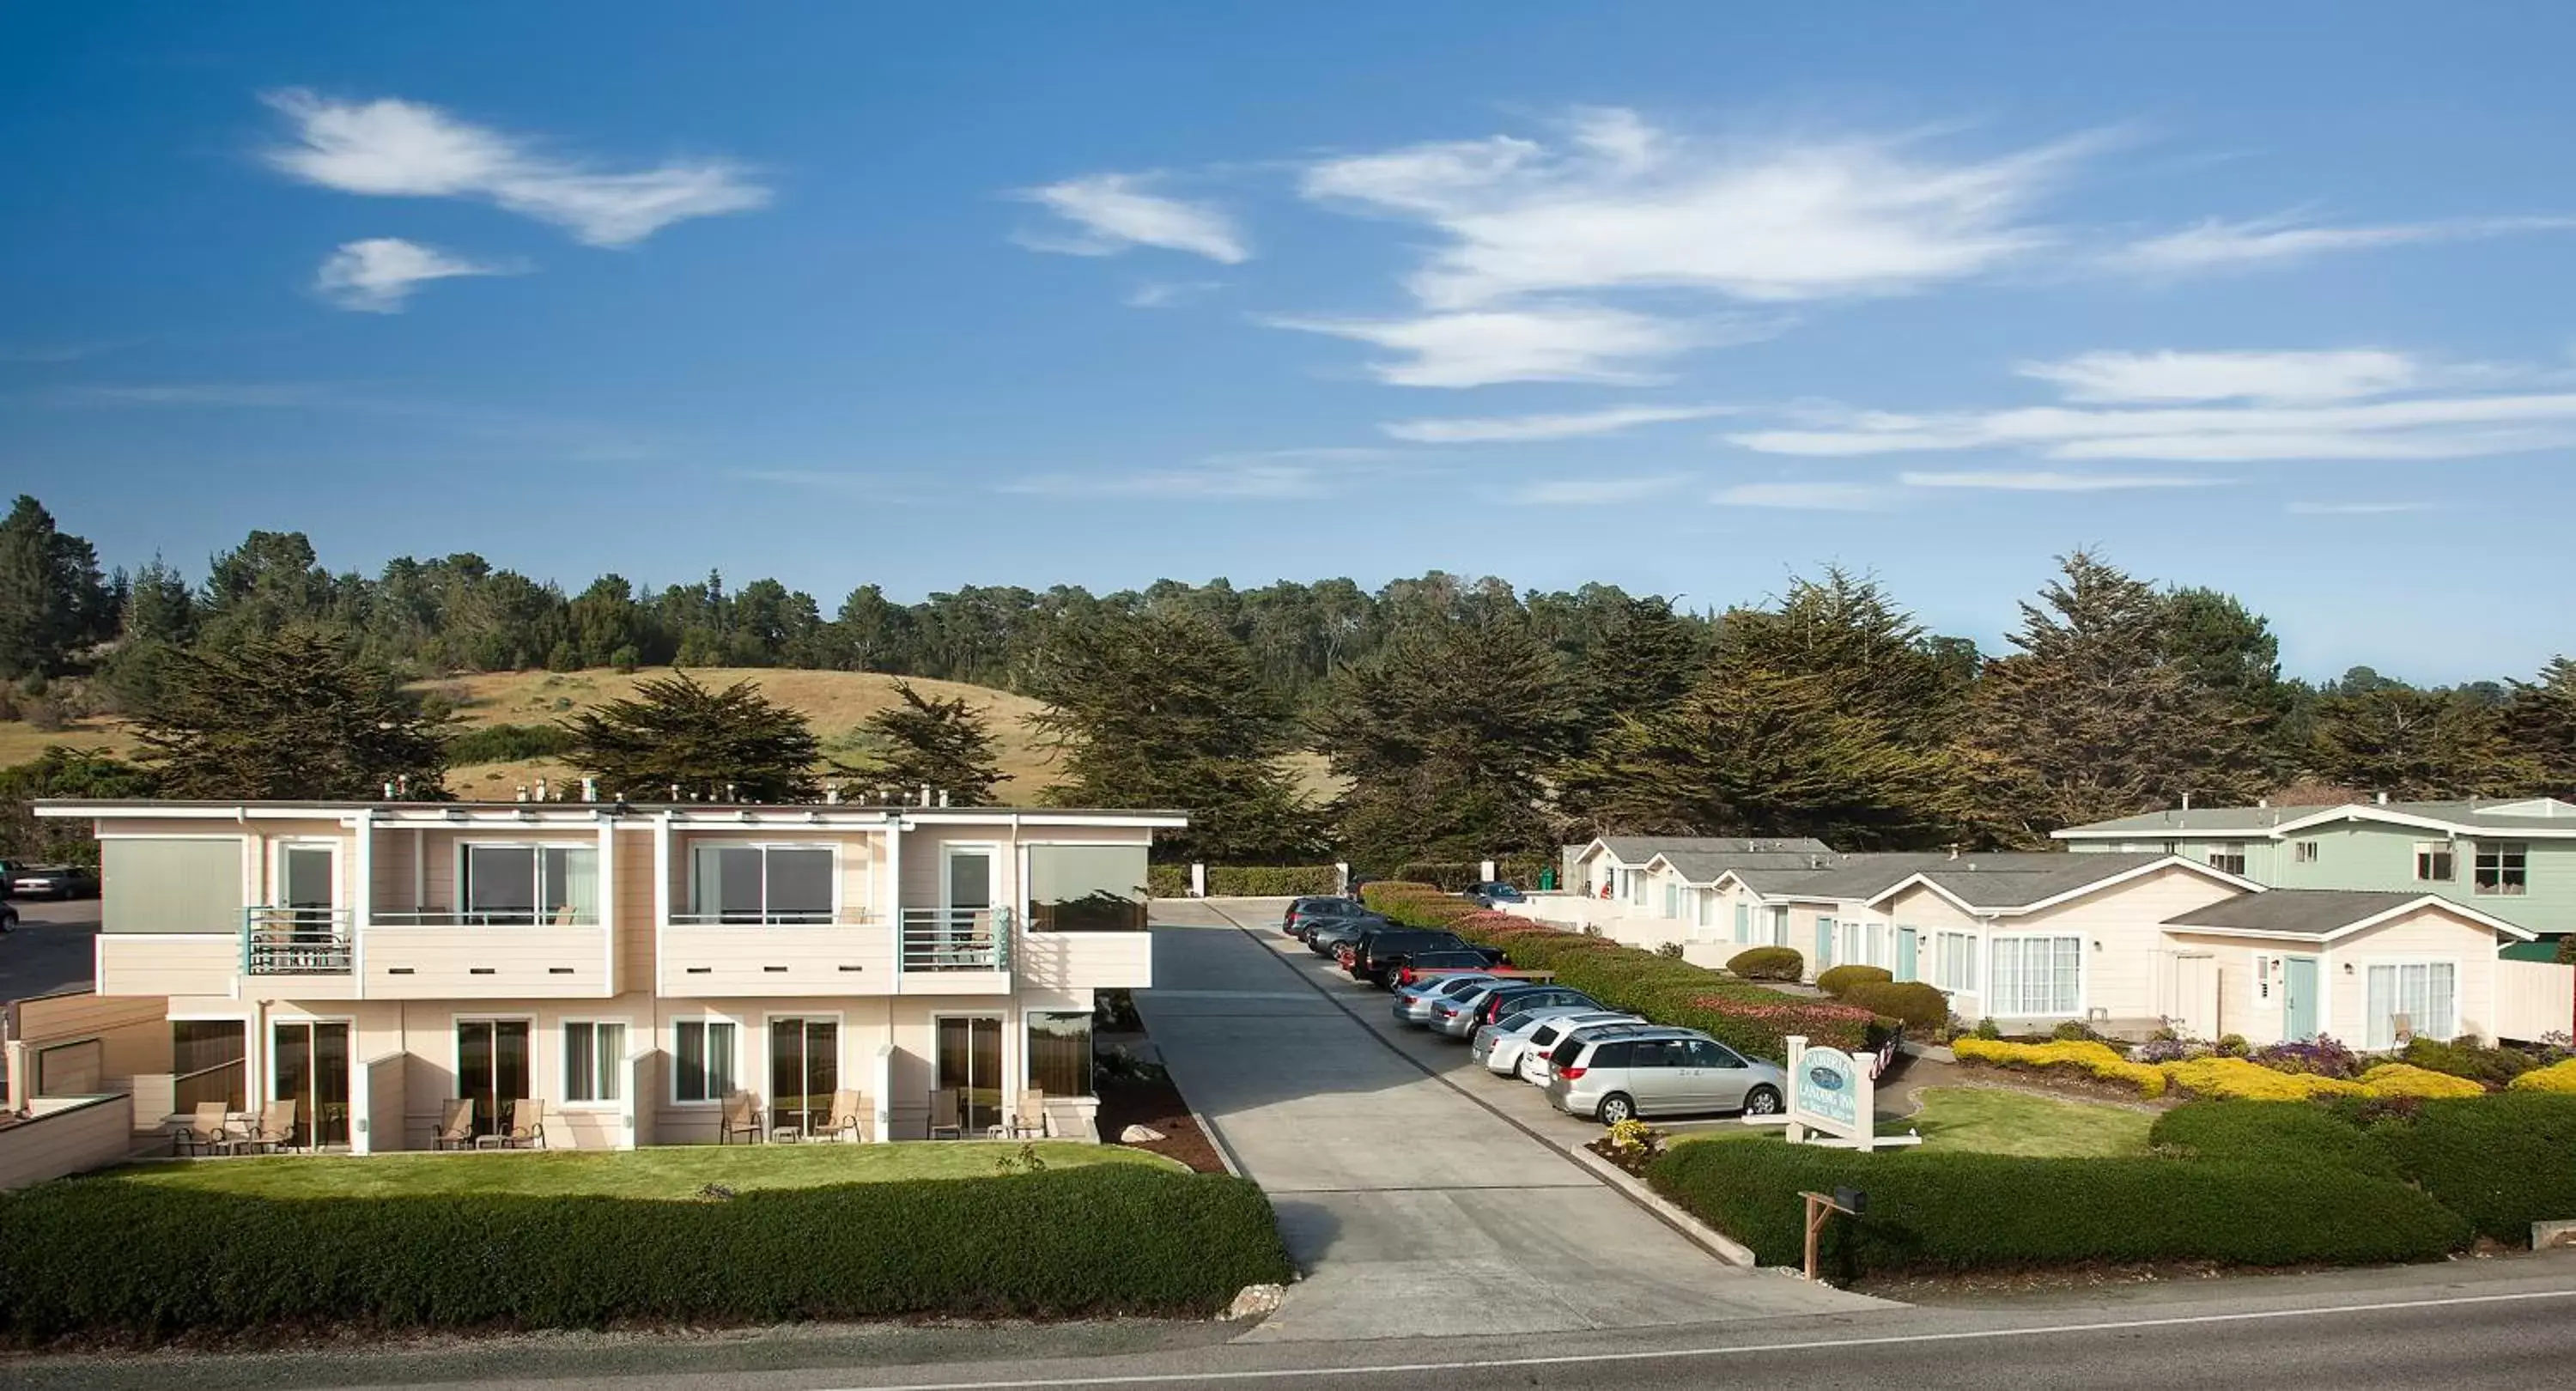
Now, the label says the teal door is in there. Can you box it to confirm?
[1814,918,1835,973]
[2283,956,2320,1041]
[1897,928,1919,982]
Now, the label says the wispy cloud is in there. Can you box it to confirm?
[264,89,769,246]
[1126,279,1225,309]
[727,469,891,497]
[998,446,1403,500]
[2109,212,2576,273]
[1016,173,1249,264]
[314,237,513,313]
[1382,402,1730,443]
[2286,500,2438,516]
[0,342,125,364]
[1710,481,1888,511]
[2015,349,2430,404]
[1506,474,1687,506]
[1729,348,2576,464]
[1267,304,1775,388]
[1899,470,2222,492]
[45,382,325,407]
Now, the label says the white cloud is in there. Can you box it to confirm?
[2286,500,2437,516]
[1382,403,1730,443]
[313,237,511,312]
[1301,109,2097,310]
[1267,304,1770,388]
[1001,461,1324,500]
[1898,470,2221,492]
[264,89,769,246]
[1505,475,1687,505]
[2016,349,2425,404]
[1710,481,1888,511]
[1126,279,1224,309]
[48,383,323,407]
[2110,212,2576,273]
[1018,173,1249,264]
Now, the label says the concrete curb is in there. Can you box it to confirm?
[1565,1143,1759,1267]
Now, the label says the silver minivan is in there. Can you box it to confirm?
[1542,1027,1788,1124]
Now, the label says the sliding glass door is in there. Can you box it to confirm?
[935,1015,1003,1136]
[272,1020,350,1148]
[769,1017,840,1134]
[456,1019,532,1139]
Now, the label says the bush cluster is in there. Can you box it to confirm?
[1726,946,1806,981]
[1951,1038,2168,1097]
[2509,1058,2576,1093]
[2353,1063,2487,1099]
[2148,1098,2401,1178]
[2403,1036,2542,1085]
[1841,981,1948,1034]
[2249,1036,2364,1080]
[1814,964,1893,998]
[0,1166,1292,1343]
[2366,1093,2576,1243]
[1387,859,1548,890]
[1647,1139,2469,1276]
[1206,866,1340,896]
[444,721,577,764]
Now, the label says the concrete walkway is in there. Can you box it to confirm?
[1137,898,1879,1343]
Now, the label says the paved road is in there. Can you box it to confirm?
[1,896,99,1001]
[1133,897,1874,1342]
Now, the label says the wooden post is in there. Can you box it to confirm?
[1799,1189,1856,1282]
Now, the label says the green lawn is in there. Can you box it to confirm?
[1895,1085,2154,1158]
[105,1141,1176,1200]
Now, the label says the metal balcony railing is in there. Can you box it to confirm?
[243,907,355,975]
[372,907,605,927]
[666,907,880,927]
[898,908,1009,972]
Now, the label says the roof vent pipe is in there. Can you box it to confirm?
[536,779,549,802]
[581,777,597,803]
[937,789,950,808]
[824,783,841,805]
[2377,791,2390,805]
[920,784,933,807]
[2182,792,2192,811]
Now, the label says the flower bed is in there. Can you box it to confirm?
[2509,1058,2576,1093]
[1951,1038,2169,1097]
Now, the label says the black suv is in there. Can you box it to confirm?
[1348,928,1502,987]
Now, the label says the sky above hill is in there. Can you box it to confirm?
[4,2,2573,683]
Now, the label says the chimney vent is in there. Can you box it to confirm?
[825,784,841,805]
[535,778,549,802]
[937,789,951,808]
[920,784,933,808]
[581,777,597,803]
[2376,791,2390,805]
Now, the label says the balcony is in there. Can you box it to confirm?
[244,907,354,976]
[373,908,604,927]
[660,908,890,995]
[900,908,1008,972]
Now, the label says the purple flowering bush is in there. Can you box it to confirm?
[2251,1035,2363,1079]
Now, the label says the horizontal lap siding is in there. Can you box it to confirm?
[366,927,611,999]
[659,926,895,995]
[2328,910,2503,1045]
[2009,867,2247,1021]
[0,1096,134,1190]
[1016,932,1151,992]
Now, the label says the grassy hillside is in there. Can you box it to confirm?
[2,666,1346,805]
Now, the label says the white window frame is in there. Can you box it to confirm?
[1936,932,1978,994]
[270,837,341,909]
[686,841,845,924]
[1989,935,2083,1017]
[2359,957,2458,1050]
[2472,841,2527,896]
[455,840,602,926]
[2205,843,2247,876]
[560,1017,631,1109]
[670,1014,740,1106]
[2415,841,2457,884]
[2293,841,2320,865]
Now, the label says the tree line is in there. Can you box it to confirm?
[3,492,2573,867]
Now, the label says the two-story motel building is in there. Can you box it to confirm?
[27,796,1178,1151]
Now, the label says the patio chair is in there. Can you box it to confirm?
[174,1100,234,1157]
[502,1098,546,1150]
[989,1087,1048,1140]
[927,1087,964,1140]
[238,1098,298,1154]
[434,1096,476,1151]
[720,1090,763,1145]
[817,1088,869,1143]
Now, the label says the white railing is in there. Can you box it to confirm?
[898,908,1007,972]
[373,908,604,927]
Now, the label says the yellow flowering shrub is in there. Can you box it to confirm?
[2161,1057,2362,1101]
[1953,1037,2168,1097]
[2507,1058,2576,1093]
[2354,1063,2487,1099]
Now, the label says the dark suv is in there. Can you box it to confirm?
[1348,928,1501,987]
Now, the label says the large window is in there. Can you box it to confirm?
[2415,843,2457,883]
[672,1018,738,1102]
[563,1021,628,1104]
[1024,844,1148,932]
[1027,1010,1095,1098]
[2206,845,2247,876]
[689,845,835,924]
[173,1019,248,1111]
[2293,841,2320,865]
[1990,937,2081,1017]
[2364,962,2458,1049]
[2473,841,2527,896]
[1936,932,1978,993]
[462,844,599,925]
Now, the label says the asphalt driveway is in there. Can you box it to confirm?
[1137,898,1876,1343]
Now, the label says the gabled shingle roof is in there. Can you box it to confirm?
[1728,849,2208,910]
[2056,796,2576,838]
[1587,835,1833,864]
[1653,848,1844,884]
[2161,889,2500,938]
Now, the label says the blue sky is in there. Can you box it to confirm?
[5,2,2573,683]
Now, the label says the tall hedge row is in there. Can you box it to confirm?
[1144,865,1343,896]
[0,1166,1293,1343]
[1649,1138,2470,1274]
[1361,882,1886,1061]
[2364,1093,2576,1242]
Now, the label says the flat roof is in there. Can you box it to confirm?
[33,798,1187,822]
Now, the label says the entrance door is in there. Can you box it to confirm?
[272,1020,350,1148]
[1897,929,1919,982]
[935,1016,1003,1136]
[2283,956,2321,1042]
[769,1017,840,1135]
[457,1020,532,1139]
[282,843,337,948]
[943,846,995,961]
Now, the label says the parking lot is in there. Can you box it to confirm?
[0,896,99,1001]
[1138,897,1878,1344]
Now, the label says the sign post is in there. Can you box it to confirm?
[1741,1034,1920,1152]
[1799,1189,1863,1282]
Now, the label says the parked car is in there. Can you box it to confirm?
[1467,1004,1600,1070]
[1543,1027,1788,1124]
[1432,981,1598,1039]
[1390,970,1501,1025]
[1492,1010,1643,1081]
[1350,928,1502,987]
[2,862,97,899]
[1460,880,1526,907]
[1281,896,1371,937]
[1303,914,1388,956]
[1391,948,1508,988]
[1,894,15,933]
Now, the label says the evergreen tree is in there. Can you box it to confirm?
[856,680,1005,805]
[0,747,159,863]
[0,495,112,679]
[1960,551,2271,845]
[2504,656,2576,798]
[1024,606,1319,861]
[1313,614,1577,864]
[1571,594,1703,738]
[132,629,452,799]
[2306,684,2533,799]
[563,673,822,801]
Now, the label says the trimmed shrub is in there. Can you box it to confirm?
[1952,1037,2167,1097]
[1146,864,1188,898]
[1841,981,1947,1034]
[2250,1036,2363,1080]
[2148,1100,2400,1178]
[1814,964,1893,998]
[2163,1056,2360,1101]
[2050,1020,2100,1042]
[2508,1058,2576,1093]
[1648,1140,2469,1275]
[1205,866,1340,897]
[0,1166,1292,1342]
[444,722,576,764]
[1388,859,1547,890]
[1728,946,1806,981]
[2355,1063,2488,1099]
[2366,1093,2576,1243]
[2403,1036,2539,1086]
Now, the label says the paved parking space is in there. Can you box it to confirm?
[0,896,99,1000]
[1138,898,1878,1343]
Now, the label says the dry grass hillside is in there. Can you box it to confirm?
[2,665,1346,805]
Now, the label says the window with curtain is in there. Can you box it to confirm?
[1937,932,1978,993]
[689,845,836,923]
[1990,937,2081,1016]
[672,1019,736,1102]
[1025,844,1148,931]
[564,1022,627,1103]
[1026,1010,1095,1096]
[462,844,599,925]
[2365,963,2458,1049]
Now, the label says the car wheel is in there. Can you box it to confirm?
[1597,1093,1636,1125]
[1743,1085,1783,1116]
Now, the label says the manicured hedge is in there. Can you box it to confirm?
[1841,981,1948,1034]
[1388,859,1549,890]
[1727,946,1805,981]
[2147,1099,2400,1179]
[2403,1036,2540,1086]
[2508,1058,2576,1093]
[1814,964,1893,998]
[2366,1093,2576,1243]
[1649,1137,2470,1275]
[1147,864,1188,898]
[0,1166,1293,1343]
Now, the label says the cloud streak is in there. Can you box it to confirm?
[1268,304,1775,388]
[1710,481,1887,511]
[314,237,513,312]
[1506,475,1687,505]
[2110,212,2576,273]
[1382,402,1730,443]
[1899,470,2221,492]
[1018,173,1249,264]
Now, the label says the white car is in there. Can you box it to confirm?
[1513,1011,1644,1084]
[1485,1008,1637,1078]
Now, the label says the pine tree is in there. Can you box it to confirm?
[0,495,112,680]
[2504,656,2576,798]
[563,673,822,801]
[1571,594,1702,737]
[857,680,1006,805]
[1024,606,1320,861]
[133,629,453,799]
[2306,684,2534,799]
[1960,551,2271,845]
